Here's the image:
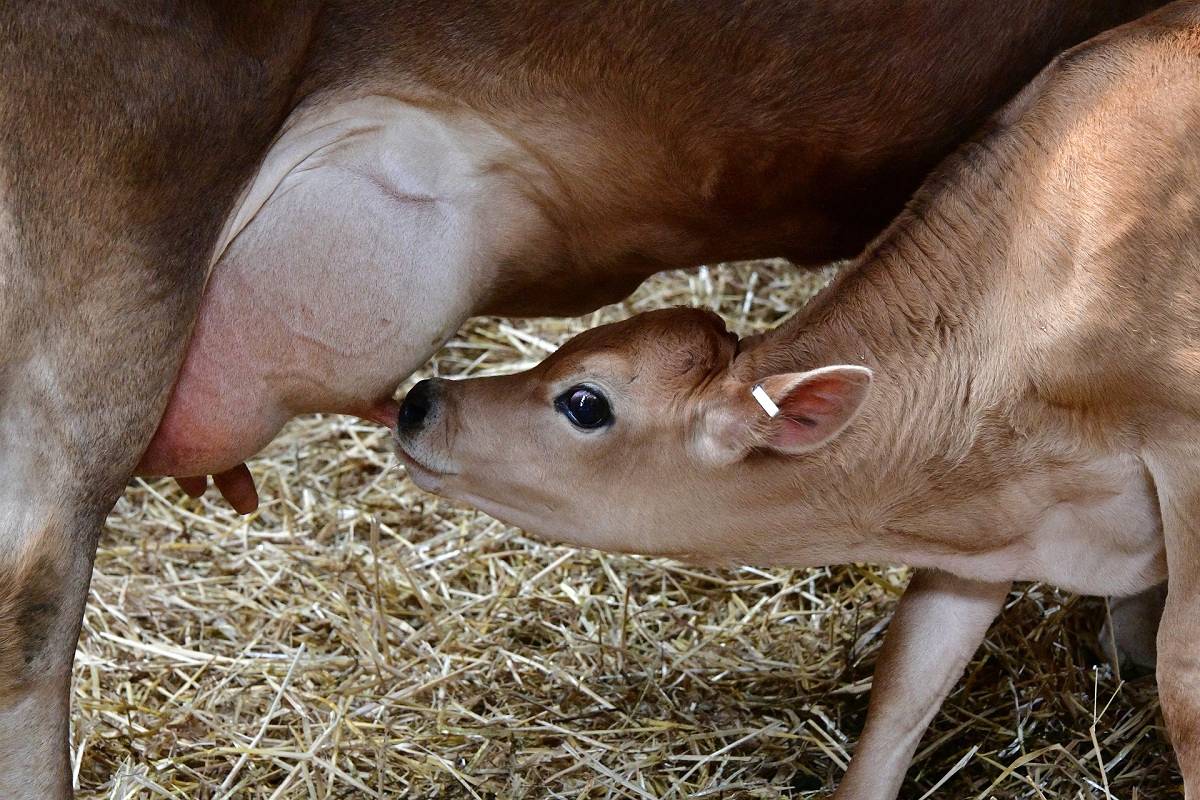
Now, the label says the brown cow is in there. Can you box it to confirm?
[0,1,1165,796]
[393,3,1200,794]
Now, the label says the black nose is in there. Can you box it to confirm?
[398,379,437,432]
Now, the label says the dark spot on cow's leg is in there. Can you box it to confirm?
[0,550,64,693]
[16,556,61,668]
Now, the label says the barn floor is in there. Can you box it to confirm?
[77,261,1177,798]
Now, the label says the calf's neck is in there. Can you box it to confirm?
[396,4,1200,795]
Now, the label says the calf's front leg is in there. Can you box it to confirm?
[1145,447,1200,797]
[832,569,1010,800]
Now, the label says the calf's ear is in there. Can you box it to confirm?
[693,365,872,465]
[755,365,872,453]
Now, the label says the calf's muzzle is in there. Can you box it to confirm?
[398,378,440,433]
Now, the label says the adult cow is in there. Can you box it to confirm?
[0,1,1165,796]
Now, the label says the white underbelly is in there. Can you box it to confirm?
[914,455,1165,596]
[1022,487,1165,595]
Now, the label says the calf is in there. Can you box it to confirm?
[0,1,1165,795]
[395,3,1200,795]
[138,0,1170,507]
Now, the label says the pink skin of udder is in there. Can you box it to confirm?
[136,255,402,515]
[135,98,525,514]
[140,334,399,514]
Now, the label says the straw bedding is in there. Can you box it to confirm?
[78,260,1176,798]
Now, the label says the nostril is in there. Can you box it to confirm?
[399,380,435,430]
[398,379,435,431]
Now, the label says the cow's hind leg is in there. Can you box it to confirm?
[0,301,200,797]
[0,487,104,798]
[0,3,299,792]
[0,229,204,797]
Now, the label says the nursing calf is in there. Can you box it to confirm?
[141,0,1169,507]
[5,2,1166,795]
[395,4,1200,795]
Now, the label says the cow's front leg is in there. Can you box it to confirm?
[832,569,1010,800]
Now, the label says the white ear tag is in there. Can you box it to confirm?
[751,384,780,417]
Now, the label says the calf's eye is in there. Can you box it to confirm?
[555,385,612,430]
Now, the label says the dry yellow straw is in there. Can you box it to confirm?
[79,259,1174,798]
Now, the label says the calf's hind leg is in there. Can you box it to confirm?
[1100,584,1166,675]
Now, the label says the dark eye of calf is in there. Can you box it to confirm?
[555,385,612,430]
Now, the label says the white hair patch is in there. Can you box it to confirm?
[751,384,780,417]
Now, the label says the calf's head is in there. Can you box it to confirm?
[395,308,871,561]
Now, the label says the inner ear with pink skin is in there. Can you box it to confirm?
[751,365,873,454]
[694,364,872,466]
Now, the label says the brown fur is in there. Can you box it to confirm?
[313,0,1168,313]
[141,0,1169,481]
[0,1,1170,795]
[397,3,1200,794]
[0,3,319,795]
[0,548,60,698]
